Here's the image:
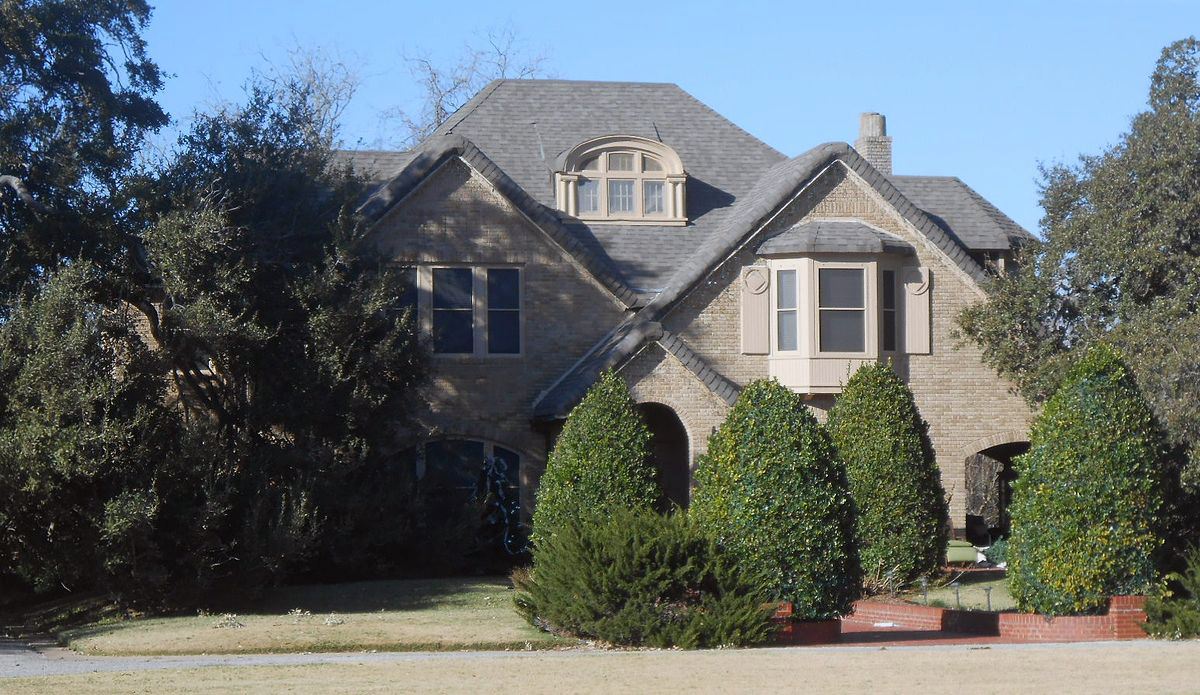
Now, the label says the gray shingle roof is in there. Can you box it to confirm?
[357,134,640,307]
[757,219,915,256]
[431,79,787,292]
[891,176,1034,250]
[332,149,415,184]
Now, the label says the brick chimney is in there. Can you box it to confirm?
[855,112,892,176]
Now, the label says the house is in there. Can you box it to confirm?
[343,80,1035,538]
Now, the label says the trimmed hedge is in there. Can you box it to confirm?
[1009,344,1167,615]
[514,508,774,648]
[530,371,657,546]
[690,379,862,619]
[827,362,948,589]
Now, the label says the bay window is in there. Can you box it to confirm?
[817,268,866,353]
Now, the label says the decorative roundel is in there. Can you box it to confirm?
[744,267,769,295]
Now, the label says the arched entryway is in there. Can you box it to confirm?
[965,440,1029,545]
[639,403,690,511]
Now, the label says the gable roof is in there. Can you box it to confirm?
[532,142,996,418]
[356,133,640,307]
[429,79,788,294]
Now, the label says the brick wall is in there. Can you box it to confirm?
[370,158,629,510]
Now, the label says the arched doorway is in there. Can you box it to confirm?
[965,441,1029,545]
[639,403,690,511]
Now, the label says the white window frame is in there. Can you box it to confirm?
[420,265,523,359]
[554,135,687,225]
[812,261,875,358]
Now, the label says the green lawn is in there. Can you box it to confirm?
[47,577,573,656]
[900,573,1016,612]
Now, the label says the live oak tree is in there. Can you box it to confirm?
[959,38,1200,541]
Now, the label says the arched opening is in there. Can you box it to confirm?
[639,403,690,511]
[965,441,1028,546]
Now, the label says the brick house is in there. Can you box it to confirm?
[343,79,1034,536]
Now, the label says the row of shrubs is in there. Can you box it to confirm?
[517,363,949,647]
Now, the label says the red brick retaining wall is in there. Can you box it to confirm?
[846,596,1148,642]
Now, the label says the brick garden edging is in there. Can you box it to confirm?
[844,595,1148,642]
[770,602,842,645]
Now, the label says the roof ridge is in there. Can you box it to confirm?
[435,79,505,136]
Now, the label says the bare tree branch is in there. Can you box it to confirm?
[0,174,50,215]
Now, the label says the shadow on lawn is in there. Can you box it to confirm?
[219,576,514,615]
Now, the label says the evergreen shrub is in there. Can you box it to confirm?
[514,508,774,648]
[690,379,861,619]
[1144,547,1200,639]
[827,362,948,590]
[1009,344,1167,615]
[530,371,657,546]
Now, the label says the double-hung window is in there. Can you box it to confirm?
[817,268,866,353]
[881,269,897,352]
[432,268,474,354]
[430,266,521,356]
[776,269,798,351]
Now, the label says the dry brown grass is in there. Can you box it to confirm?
[6,641,1200,694]
[58,577,570,655]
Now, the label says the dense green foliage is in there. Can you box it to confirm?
[690,379,861,619]
[531,371,657,546]
[0,0,167,295]
[1145,547,1200,639]
[958,38,1200,528]
[984,538,1009,566]
[0,5,430,604]
[1008,345,1167,615]
[514,508,774,648]
[827,363,947,590]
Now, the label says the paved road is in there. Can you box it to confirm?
[0,634,1170,680]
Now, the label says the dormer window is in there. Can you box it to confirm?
[554,136,687,225]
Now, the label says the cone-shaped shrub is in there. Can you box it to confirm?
[828,362,948,589]
[514,508,774,648]
[531,371,657,546]
[1009,344,1167,615]
[690,379,861,619]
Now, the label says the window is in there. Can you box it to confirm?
[776,269,798,351]
[432,268,473,354]
[419,440,521,523]
[881,269,897,352]
[429,266,521,356]
[555,135,687,223]
[818,268,866,353]
[487,269,520,354]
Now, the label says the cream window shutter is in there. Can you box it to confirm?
[741,266,770,354]
[903,267,931,354]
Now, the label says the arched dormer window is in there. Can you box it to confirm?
[554,136,687,225]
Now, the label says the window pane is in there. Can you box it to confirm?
[819,268,865,308]
[643,180,665,214]
[778,310,798,351]
[882,270,896,310]
[433,268,472,309]
[608,152,634,171]
[777,269,797,310]
[642,155,663,172]
[820,310,865,352]
[487,268,519,309]
[424,439,485,490]
[488,310,520,354]
[609,179,634,212]
[883,310,897,352]
[433,310,473,353]
[579,155,600,171]
[578,178,599,213]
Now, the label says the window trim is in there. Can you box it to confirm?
[554,135,687,225]
[420,265,524,359]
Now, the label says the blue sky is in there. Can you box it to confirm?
[145,1,1198,234]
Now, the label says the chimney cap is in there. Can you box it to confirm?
[859,112,887,138]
